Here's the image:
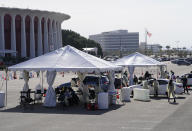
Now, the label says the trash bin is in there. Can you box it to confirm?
[133,88,150,101]
[98,92,108,109]
[0,91,5,107]
[108,91,116,105]
[121,87,130,102]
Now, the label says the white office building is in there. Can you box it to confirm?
[89,30,139,56]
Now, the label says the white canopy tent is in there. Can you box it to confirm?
[8,45,122,107]
[9,45,121,72]
[114,52,166,85]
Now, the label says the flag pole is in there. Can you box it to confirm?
[145,30,147,45]
[5,67,8,107]
[145,29,147,55]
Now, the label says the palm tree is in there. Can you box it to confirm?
[183,47,187,57]
[172,48,177,56]
[166,45,171,59]
[159,45,163,57]
[166,45,170,50]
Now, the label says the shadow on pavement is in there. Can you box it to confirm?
[176,96,186,99]
[169,102,179,105]
[150,96,167,100]
[0,103,123,115]
[150,95,186,100]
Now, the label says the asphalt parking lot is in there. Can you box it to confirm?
[0,62,192,131]
[0,92,192,131]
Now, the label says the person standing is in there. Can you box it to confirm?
[164,71,169,79]
[143,80,149,89]
[167,79,176,103]
[182,76,188,94]
[133,75,138,85]
[123,71,129,87]
[153,79,159,97]
[36,71,40,77]
[144,71,150,80]
[176,76,180,83]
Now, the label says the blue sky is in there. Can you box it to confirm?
[1,0,192,49]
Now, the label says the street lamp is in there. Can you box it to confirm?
[119,36,122,57]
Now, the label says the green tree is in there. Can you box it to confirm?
[62,30,103,57]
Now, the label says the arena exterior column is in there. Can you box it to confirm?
[30,15,35,58]
[53,21,57,50]
[0,14,5,56]
[49,19,53,51]
[60,22,63,48]
[58,22,62,48]
[37,16,43,56]
[11,14,16,56]
[21,15,26,58]
[56,22,60,49]
[43,17,49,53]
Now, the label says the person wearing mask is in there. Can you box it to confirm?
[182,76,188,94]
[176,76,180,83]
[133,75,138,85]
[170,70,176,81]
[143,79,149,89]
[123,71,129,87]
[153,79,159,97]
[167,79,176,103]
[144,71,150,80]
[164,71,169,79]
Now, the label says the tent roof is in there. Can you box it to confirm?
[8,45,122,72]
[114,52,166,67]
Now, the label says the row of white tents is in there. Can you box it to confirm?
[6,45,166,107]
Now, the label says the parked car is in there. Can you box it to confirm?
[171,59,178,64]
[130,79,183,96]
[177,60,191,66]
[161,57,170,61]
[185,58,192,64]
[181,73,192,87]
[147,79,183,95]
[83,75,110,92]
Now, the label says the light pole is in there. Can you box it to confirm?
[119,36,122,57]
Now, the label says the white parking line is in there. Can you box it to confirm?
[121,126,152,130]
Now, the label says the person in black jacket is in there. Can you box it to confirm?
[133,75,138,85]
[144,71,150,80]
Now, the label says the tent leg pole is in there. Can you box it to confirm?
[42,71,43,90]
[121,71,122,88]
[5,68,8,107]
[99,74,101,91]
